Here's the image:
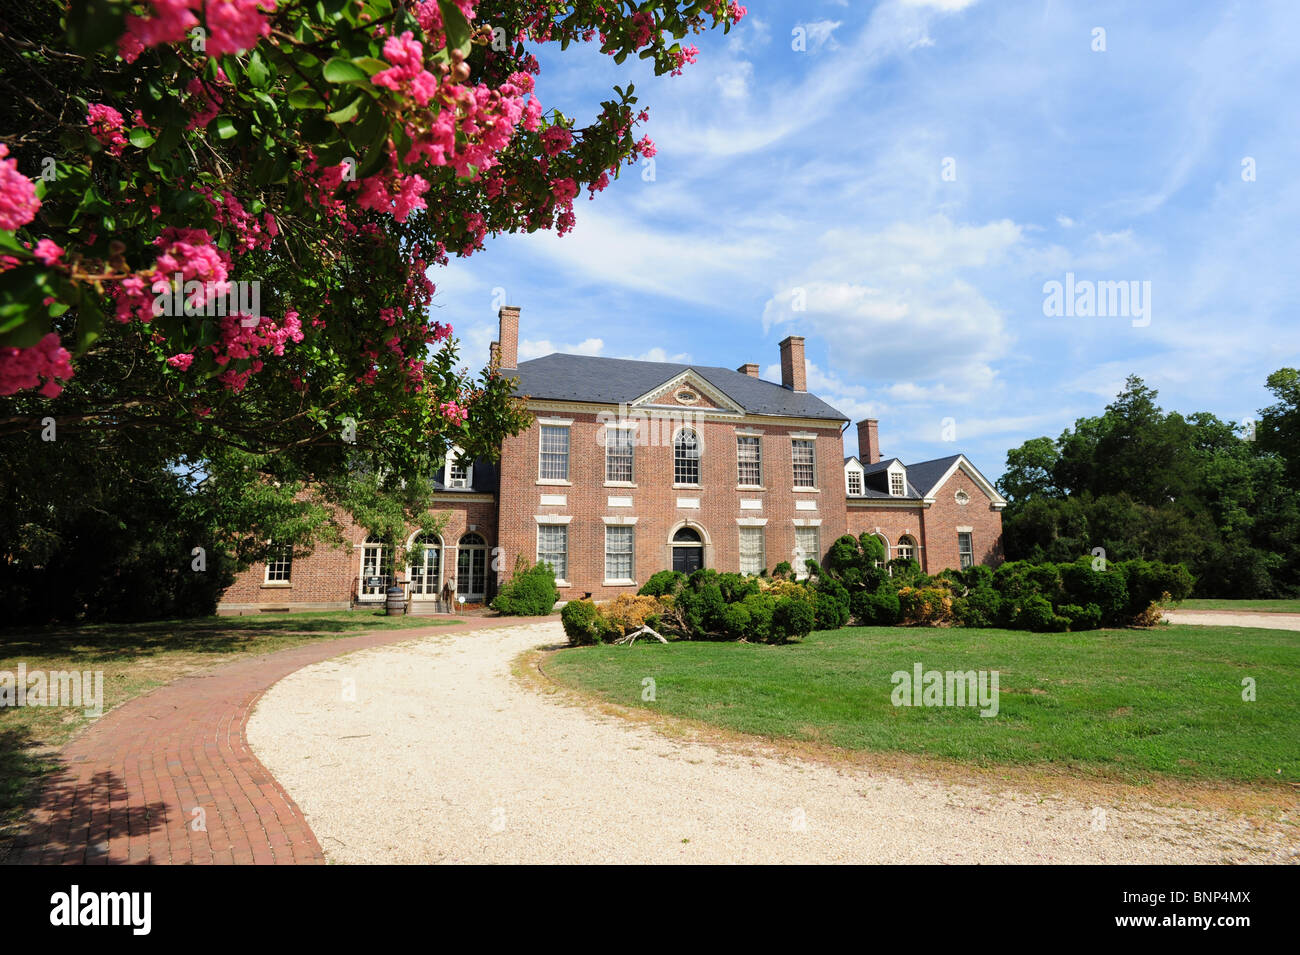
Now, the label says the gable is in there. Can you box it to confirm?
[630,369,745,415]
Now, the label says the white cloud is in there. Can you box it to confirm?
[715,61,754,100]
[797,20,842,53]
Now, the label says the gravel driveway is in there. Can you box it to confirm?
[248,622,1296,864]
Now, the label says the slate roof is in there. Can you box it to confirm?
[510,353,848,422]
[844,453,967,500]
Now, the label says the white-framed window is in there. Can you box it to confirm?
[739,526,765,575]
[792,439,816,489]
[359,535,392,598]
[674,428,701,485]
[847,469,862,496]
[445,448,472,489]
[889,471,905,496]
[793,526,819,577]
[539,425,570,481]
[737,435,762,486]
[264,543,293,583]
[605,426,634,483]
[958,532,974,570]
[604,525,634,582]
[538,523,568,583]
[896,535,916,563]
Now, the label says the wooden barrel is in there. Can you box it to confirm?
[385,584,406,616]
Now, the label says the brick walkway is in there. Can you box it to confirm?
[8,616,519,865]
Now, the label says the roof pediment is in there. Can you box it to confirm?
[628,369,746,415]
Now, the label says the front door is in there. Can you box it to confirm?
[672,546,703,574]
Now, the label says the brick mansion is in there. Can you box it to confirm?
[218,308,1006,613]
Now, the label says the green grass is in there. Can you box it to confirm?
[1178,598,1300,613]
[0,610,459,840]
[545,625,1300,785]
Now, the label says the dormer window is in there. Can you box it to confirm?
[889,471,905,496]
[847,469,862,496]
[445,448,473,489]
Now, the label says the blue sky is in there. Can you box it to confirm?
[432,0,1300,477]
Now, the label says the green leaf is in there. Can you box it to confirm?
[215,117,238,140]
[437,0,473,54]
[351,56,390,76]
[322,58,370,84]
[246,51,271,88]
[325,96,362,123]
[288,87,327,110]
[128,127,156,148]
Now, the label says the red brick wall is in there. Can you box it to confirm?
[843,463,1003,574]
[845,505,928,566]
[217,497,498,614]
[496,407,848,600]
[920,465,1004,570]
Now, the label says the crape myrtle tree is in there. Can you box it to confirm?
[0,0,747,620]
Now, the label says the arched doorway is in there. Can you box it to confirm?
[407,532,442,603]
[671,526,705,574]
[456,532,488,602]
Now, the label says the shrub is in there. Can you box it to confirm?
[851,587,902,626]
[771,594,816,643]
[1058,602,1103,631]
[1059,559,1129,626]
[952,586,1001,628]
[772,561,794,579]
[738,592,777,641]
[1121,560,1195,617]
[897,586,954,626]
[813,576,851,630]
[639,570,686,598]
[560,599,608,646]
[491,559,559,616]
[1132,592,1173,628]
[1014,594,1068,632]
[719,602,752,639]
[602,594,664,636]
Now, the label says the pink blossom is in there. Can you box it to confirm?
[166,352,195,370]
[541,125,572,156]
[33,239,63,265]
[87,104,128,157]
[0,143,41,231]
[205,0,276,58]
[671,44,699,77]
[551,178,578,204]
[119,1,200,63]
[440,400,469,425]
[0,333,74,397]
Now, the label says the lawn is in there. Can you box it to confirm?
[545,624,1300,785]
[1178,598,1300,613]
[0,610,459,837]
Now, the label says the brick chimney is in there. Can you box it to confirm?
[778,335,806,392]
[497,305,520,369]
[736,362,760,378]
[857,418,880,465]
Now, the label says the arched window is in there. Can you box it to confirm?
[359,535,393,599]
[456,532,488,600]
[408,532,442,597]
[674,429,701,485]
[871,533,890,568]
[896,535,917,564]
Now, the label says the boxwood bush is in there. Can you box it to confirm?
[491,559,559,616]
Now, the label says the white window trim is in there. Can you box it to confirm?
[536,522,571,588]
[792,437,817,491]
[736,434,763,488]
[739,525,766,576]
[538,422,572,484]
[444,447,473,489]
[603,524,635,586]
[263,543,293,587]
